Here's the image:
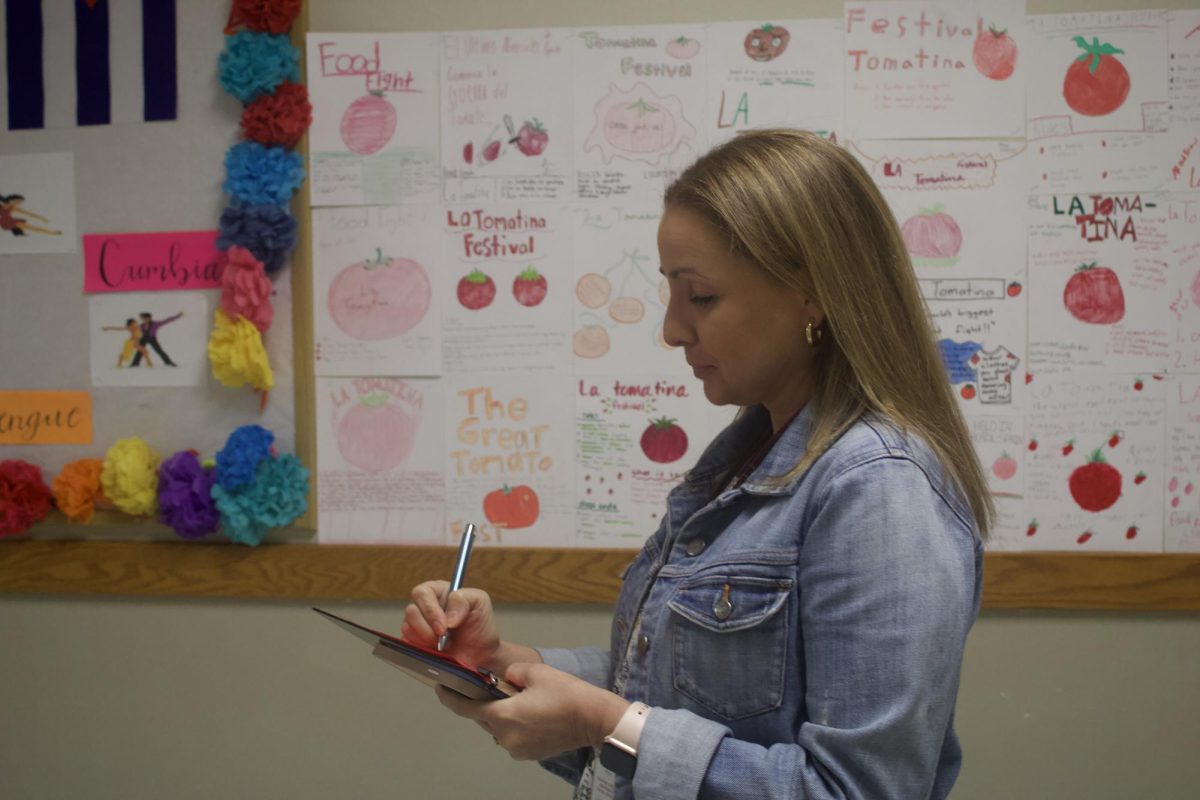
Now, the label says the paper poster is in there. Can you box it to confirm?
[443,375,575,548]
[855,140,1028,409]
[0,391,92,445]
[306,32,441,206]
[82,230,221,293]
[984,495,1034,552]
[571,206,685,375]
[1165,11,1200,191]
[1168,196,1200,374]
[571,24,708,203]
[1024,374,1165,551]
[87,293,208,387]
[575,374,730,548]
[439,29,573,204]
[967,412,1027,498]
[1166,376,1200,552]
[312,205,441,377]
[843,1,1026,139]
[316,377,446,544]
[440,204,572,373]
[1028,11,1170,193]
[705,19,844,145]
[1027,193,1170,375]
[0,152,76,254]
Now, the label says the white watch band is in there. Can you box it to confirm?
[604,701,651,757]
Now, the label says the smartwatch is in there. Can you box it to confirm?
[599,701,650,780]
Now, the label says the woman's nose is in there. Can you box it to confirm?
[661,294,693,348]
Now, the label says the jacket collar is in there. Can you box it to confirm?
[686,404,816,497]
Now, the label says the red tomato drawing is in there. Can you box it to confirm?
[512,267,548,307]
[744,24,790,62]
[901,205,962,260]
[1006,281,1023,297]
[665,36,701,60]
[1063,263,1125,324]
[991,452,1017,480]
[1068,450,1122,512]
[1026,519,1038,536]
[1063,36,1130,117]
[1134,471,1147,485]
[335,389,419,473]
[340,91,397,155]
[1125,525,1138,540]
[457,269,497,310]
[604,98,677,154]
[327,249,431,340]
[483,484,540,530]
[972,25,1018,81]
[640,418,689,464]
[512,119,549,157]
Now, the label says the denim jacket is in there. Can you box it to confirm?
[538,404,983,799]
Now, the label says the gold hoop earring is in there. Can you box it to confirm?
[806,321,823,346]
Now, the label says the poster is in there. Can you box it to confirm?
[87,292,208,387]
[1166,376,1200,552]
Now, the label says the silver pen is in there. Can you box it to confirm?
[438,523,477,652]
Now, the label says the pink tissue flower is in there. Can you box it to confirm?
[219,245,274,332]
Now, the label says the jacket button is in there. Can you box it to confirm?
[637,635,650,657]
[685,538,706,556]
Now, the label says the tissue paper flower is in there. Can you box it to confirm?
[219,245,274,332]
[158,451,220,540]
[223,141,305,207]
[101,438,161,517]
[215,425,275,492]
[51,458,106,524]
[217,204,297,275]
[217,31,300,104]
[212,453,309,546]
[224,0,303,36]
[0,460,54,537]
[207,308,274,392]
[240,80,311,149]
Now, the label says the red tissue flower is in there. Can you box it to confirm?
[219,245,275,332]
[224,0,302,36]
[240,81,312,149]
[0,460,54,537]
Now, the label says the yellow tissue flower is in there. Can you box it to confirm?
[101,438,161,517]
[208,308,274,391]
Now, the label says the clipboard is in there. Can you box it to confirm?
[313,607,519,700]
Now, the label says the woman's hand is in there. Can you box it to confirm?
[402,580,502,669]
[436,663,630,761]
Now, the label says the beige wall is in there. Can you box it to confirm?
[3,1,1198,798]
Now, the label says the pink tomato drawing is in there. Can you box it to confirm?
[901,205,963,262]
[327,248,431,340]
[340,91,397,155]
[992,452,1018,481]
[335,387,419,473]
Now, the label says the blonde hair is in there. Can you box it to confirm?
[664,129,993,536]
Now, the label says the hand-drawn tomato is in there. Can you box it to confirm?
[335,389,418,473]
[512,267,548,307]
[328,249,431,340]
[604,98,676,154]
[991,452,1017,480]
[972,25,1018,80]
[1007,281,1023,297]
[1063,36,1130,117]
[1069,449,1122,512]
[457,269,496,310]
[340,91,397,155]
[575,273,612,308]
[744,23,790,62]
[665,36,701,59]
[1063,263,1125,324]
[1026,519,1038,536]
[483,484,540,529]
[640,418,688,463]
[608,296,645,324]
[573,325,610,358]
[901,205,962,260]
[513,119,549,156]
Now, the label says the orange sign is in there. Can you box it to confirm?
[0,391,93,445]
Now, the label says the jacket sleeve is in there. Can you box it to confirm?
[629,456,981,800]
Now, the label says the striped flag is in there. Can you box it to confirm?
[3,0,177,130]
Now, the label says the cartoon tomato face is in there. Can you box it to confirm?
[327,250,431,340]
[483,484,540,530]
[1069,451,1122,512]
[744,24,790,62]
[1062,36,1130,117]
[901,205,962,261]
[972,26,1018,81]
[640,418,688,464]
[340,92,397,155]
[1063,263,1125,325]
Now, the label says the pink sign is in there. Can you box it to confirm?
[83,230,223,293]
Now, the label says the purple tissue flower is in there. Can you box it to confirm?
[158,451,220,540]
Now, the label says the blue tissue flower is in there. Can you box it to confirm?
[212,453,309,546]
[217,204,298,274]
[223,141,305,207]
[218,31,300,104]
[214,424,275,492]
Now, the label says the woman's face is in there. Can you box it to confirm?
[657,205,821,430]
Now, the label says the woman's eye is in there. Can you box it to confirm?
[690,295,715,307]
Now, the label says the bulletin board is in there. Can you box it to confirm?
[2,0,1200,611]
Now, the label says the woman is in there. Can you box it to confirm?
[404,129,992,799]
[0,194,61,237]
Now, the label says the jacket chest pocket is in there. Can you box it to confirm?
[666,574,792,720]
